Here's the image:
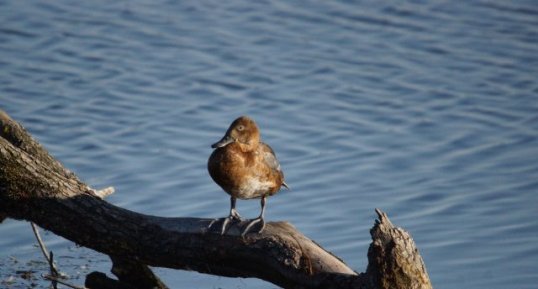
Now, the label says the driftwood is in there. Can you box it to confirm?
[0,109,433,289]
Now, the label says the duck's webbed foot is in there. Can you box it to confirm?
[208,209,244,235]
[241,217,265,237]
[208,197,245,234]
[230,208,243,221]
[241,196,267,236]
[219,214,241,235]
[208,216,232,235]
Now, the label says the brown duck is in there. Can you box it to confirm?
[208,116,288,235]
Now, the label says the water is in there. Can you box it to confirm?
[1,0,537,288]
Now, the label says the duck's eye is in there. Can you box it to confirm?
[237,125,245,131]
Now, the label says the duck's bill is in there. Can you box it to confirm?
[211,135,234,148]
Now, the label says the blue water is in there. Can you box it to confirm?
[1,1,538,288]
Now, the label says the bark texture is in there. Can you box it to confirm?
[0,109,432,289]
[367,209,433,289]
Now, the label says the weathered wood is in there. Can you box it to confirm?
[0,110,165,288]
[0,109,432,289]
[108,256,170,289]
[367,209,433,289]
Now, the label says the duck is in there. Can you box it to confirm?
[208,116,288,235]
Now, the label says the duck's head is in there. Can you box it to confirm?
[211,116,260,151]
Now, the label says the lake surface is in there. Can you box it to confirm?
[1,0,537,288]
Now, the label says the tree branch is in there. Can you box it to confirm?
[0,109,432,289]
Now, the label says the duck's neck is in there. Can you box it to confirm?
[237,141,258,153]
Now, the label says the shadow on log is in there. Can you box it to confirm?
[0,109,433,289]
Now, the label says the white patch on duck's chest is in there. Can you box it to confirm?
[234,177,274,199]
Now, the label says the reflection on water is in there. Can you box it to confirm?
[1,0,538,288]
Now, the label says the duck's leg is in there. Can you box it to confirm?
[229,197,242,220]
[241,196,266,237]
[208,197,242,234]
[220,197,243,235]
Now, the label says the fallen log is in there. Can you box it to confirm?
[0,109,432,289]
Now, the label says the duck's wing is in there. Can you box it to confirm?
[260,142,289,189]
[259,142,282,172]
